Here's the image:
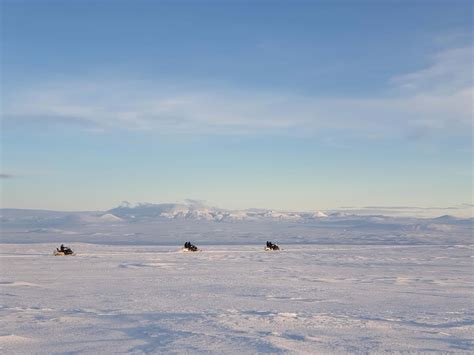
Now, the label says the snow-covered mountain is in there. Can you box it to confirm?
[1,203,472,246]
[99,213,123,222]
[1,203,471,235]
[106,202,329,222]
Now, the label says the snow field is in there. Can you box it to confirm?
[1,243,472,353]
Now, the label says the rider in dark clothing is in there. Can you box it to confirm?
[56,244,73,254]
[184,242,198,251]
[266,241,279,250]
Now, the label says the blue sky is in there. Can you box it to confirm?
[1,0,472,213]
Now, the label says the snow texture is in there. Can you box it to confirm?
[0,207,472,353]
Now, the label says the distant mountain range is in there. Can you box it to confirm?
[1,202,471,227]
[107,202,331,222]
[2,202,472,246]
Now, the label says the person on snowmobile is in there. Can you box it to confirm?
[184,241,198,251]
[266,241,279,250]
[55,244,74,255]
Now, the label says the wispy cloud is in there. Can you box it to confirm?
[391,46,472,93]
[3,46,472,140]
[0,173,16,179]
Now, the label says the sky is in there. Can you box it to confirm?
[1,0,473,214]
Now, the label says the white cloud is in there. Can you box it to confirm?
[3,46,472,139]
[390,46,472,94]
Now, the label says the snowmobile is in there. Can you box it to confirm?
[54,244,75,256]
[265,241,280,251]
[182,241,200,252]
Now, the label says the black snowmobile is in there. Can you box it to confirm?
[183,241,200,252]
[265,241,280,251]
[54,244,75,256]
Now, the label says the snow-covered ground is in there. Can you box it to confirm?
[1,242,472,353]
[1,207,473,353]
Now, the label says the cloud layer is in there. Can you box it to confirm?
[3,46,472,139]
